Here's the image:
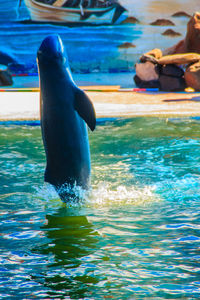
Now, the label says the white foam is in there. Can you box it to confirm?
[87,182,161,208]
[34,181,161,209]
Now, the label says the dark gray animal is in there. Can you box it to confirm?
[37,35,96,201]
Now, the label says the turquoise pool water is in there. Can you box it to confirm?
[1,117,200,299]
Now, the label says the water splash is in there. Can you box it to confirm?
[34,183,87,209]
[55,183,88,204]
[88,182,161,208]
[34,181,161,209]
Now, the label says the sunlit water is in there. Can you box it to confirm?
[1,117,200,299]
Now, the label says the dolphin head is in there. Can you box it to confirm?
[37,35,69,67]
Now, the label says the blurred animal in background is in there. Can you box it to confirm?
[134,12,200,91]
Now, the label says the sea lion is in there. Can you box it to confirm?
[157,53,200,65]
[140,48,162,63]
[185,61,200,90]
[164,11,200,55]
[37,35,96,201]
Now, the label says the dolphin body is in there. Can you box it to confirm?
[37,35,96,201]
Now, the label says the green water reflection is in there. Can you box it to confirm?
[0,117,200,299]
[32,207,100,299]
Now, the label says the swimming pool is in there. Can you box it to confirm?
[0,117,200,299]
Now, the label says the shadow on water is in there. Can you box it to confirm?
[32,206,100,299]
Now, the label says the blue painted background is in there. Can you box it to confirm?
[0,0,198,73]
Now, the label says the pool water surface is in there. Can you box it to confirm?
[0,117,200,299]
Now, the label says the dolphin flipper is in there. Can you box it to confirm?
[74,87,96,131]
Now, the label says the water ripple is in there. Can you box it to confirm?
[1,119,200,298]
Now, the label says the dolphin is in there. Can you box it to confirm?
[37,35,96,201]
